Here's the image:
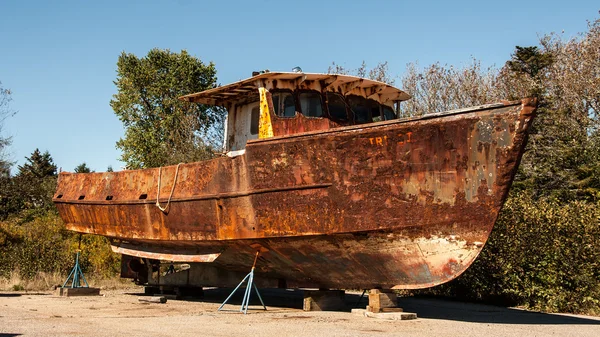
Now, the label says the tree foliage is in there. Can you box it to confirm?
[111,48,225,169]
[328,61,396,85]
[400,59,500,116]
[17,149,57,179]
[7,149,58,215]
[510,19,600,201]
[0,210,120,280]
[429,193,600,314]
[74,162,93,173]
[1,149,57,219]
[507,46,553,82]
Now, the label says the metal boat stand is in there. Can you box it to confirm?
[62,250,89,288]
[56,236,100,297]
[218,251,267,314]
[62,236,89,289]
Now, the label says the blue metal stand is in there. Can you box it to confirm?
[62,251,89,288]
[218,252,267,314]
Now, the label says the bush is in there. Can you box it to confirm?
[421,192,600,314]
[0,209,120,281]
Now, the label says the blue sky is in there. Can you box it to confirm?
[0,0,597,173]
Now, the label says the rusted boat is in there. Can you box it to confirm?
[53,71,536,290]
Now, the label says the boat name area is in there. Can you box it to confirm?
[368,132,414,147]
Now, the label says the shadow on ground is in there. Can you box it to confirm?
[0,294,21,298]
[397,296,600,325]
[130,288,600,325]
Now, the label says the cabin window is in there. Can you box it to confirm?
[298,91,323,117]
[369,99,382,122]
[347,95,371,124]
[250,106,260,135]
[326,92,348,121]
[383,105,396,120]
[272,91,296,117]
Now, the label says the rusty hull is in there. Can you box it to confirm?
[53,99,536,289]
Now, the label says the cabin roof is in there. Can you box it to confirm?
[179,72,411,106]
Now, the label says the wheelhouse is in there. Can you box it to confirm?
[180,72,411,153]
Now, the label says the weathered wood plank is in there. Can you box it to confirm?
[138,296,167,304]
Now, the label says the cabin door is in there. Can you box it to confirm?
[230,103,259,151]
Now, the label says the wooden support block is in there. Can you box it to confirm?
[303,290,345,311]
[368,289,398,313]
[55,287,101,297]
[138,296,167,304]
[352,308,417,320]
[368,292,397,307]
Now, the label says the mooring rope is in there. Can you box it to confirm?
[156,163,182,213]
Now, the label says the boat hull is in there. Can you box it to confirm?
[54,99,536,289]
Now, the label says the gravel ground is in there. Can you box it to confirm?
[1,288,599,337]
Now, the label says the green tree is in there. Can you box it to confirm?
[111,48,225,169]
[507,46,553,80]
[106,165,113,172]
[13,149,57,211]
[74,162,93,173]
[17,149,57,179]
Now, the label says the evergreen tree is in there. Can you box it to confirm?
[74,162,93,173]
[13,149,58,210]
[17,148,57,178]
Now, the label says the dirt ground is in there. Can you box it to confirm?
[1,287,599,337]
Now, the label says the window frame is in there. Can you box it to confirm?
[270,89,297,118]
[382,104,396,121]
[297,90,325,118]
[270,89,394,125]
[368,98,383,123]
[324,92,349,123]
[346,94,372,124]
[250,105,260,135]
